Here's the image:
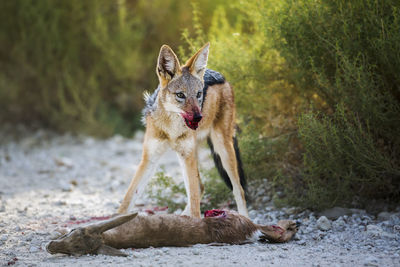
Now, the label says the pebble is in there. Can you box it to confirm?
[23,233,34,242]
[49,231,63,240]
[0,234,8,241]
[297,240,306,246]
[54,157,74,168]
[132,252,146,258]
[154,250,163,256]
[363,255,379,266]
[366,224,395,239]
[59,181,73,192]
[53,200,67,206]
[332,217,346,230]
[29,246,40,253]
[389,214,400,225]
[261,196,270,203]
[249,210,258,219]
[377,212,391,221]
[319,207,352,220]
[317,216,332,231]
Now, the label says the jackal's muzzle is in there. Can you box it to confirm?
[182,112,202,130]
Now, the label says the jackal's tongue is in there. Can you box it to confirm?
[182,113,201,130]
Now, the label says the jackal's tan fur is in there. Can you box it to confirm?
[118,43,248,218]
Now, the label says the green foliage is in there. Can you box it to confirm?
[2,0,399,210]
[181,0,400,209]
[0,0,144,135]
[180,1,306,204]
[201,168,232,211]
[296,107,400,209]
[181,1,306,135]
[147,172,186,212]
[273,0,400,208]
[0,0,222,136]
[147,169,232,213]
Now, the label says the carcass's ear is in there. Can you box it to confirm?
[184,42,209,79]
[97,245,128,257]
[157,45,181,87]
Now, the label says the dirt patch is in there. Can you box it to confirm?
[0,130,399,266]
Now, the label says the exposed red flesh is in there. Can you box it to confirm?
[204,209,227,218]
[272,225,284,235]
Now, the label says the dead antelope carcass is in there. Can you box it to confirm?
[46,210,299,257]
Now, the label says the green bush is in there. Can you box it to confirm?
[0,0,147,135]
[146,172,186,212]
[180,1,306,201]
[201,168,233,211]
[0,0,222,136]
[182,0,400,209]
[147,170,232,213]
[273,0,400,208]
[296,105,400,209]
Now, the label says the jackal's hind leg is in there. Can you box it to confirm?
[209,130,248,217]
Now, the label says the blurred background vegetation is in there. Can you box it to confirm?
[1,0,399,210]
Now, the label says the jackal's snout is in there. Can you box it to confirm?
[182,109,202,130]
[193,112,202,123]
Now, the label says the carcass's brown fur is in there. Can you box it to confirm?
[46,211,299,256]
[104,214,209,248]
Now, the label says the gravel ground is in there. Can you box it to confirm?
[0,128,399,266]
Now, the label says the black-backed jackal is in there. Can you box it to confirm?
[118,43,248,218]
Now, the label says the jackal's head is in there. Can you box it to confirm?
[156,43,209,130]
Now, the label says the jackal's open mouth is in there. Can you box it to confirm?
[182,112,202,130]
[184,118,199,130]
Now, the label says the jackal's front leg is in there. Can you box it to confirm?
[118,138,167,214]
[177,149,202,218]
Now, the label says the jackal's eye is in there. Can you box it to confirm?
[176,92,185,99]
[197,91,202,98]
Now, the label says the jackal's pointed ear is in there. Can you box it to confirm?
[157,45,181,87]
[184,42,210,79]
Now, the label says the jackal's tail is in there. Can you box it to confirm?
[207,136,248,200]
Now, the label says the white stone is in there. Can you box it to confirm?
[317,216,332,231]
[0,234,8,241]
